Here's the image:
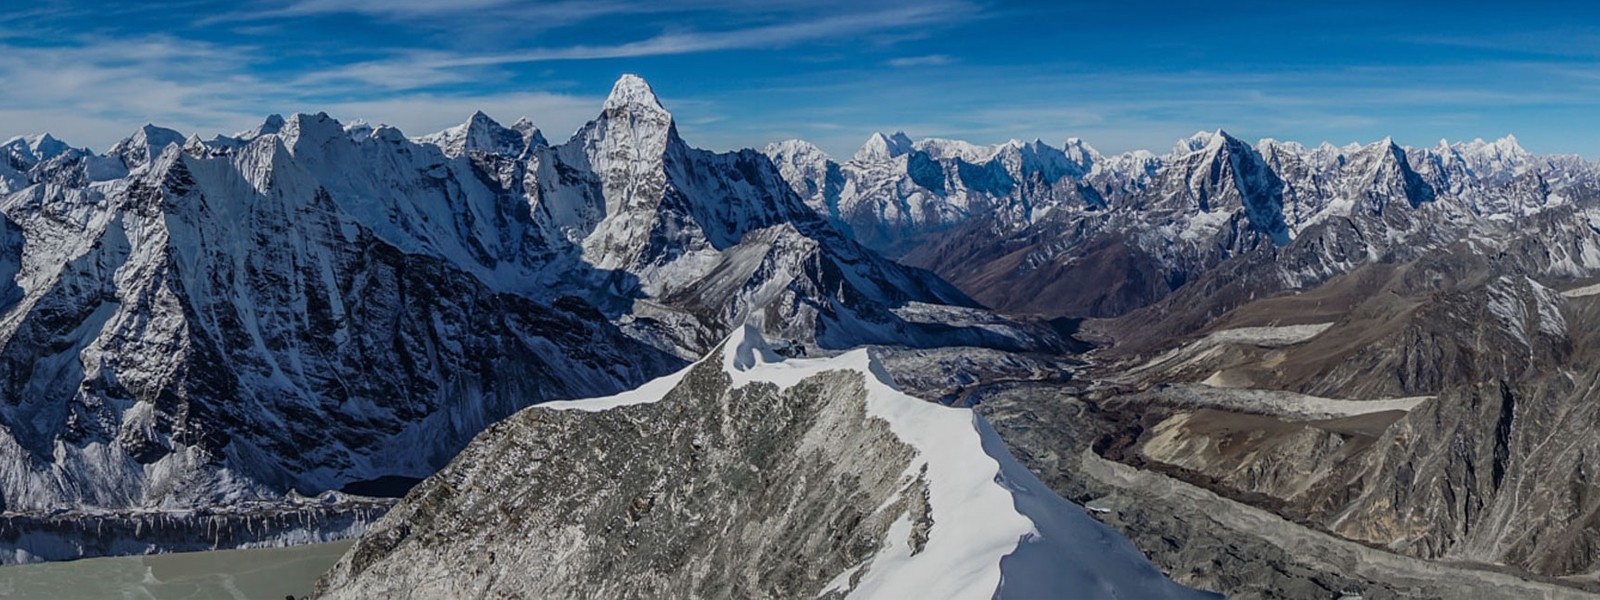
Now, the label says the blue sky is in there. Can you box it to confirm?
[4,0,1600,158]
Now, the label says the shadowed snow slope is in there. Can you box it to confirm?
[314,326,1214,599]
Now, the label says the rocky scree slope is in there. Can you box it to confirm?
[1079,242,1600,582]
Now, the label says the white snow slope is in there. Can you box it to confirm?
[549,325,1218,600]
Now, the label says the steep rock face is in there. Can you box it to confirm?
[503,75,1025,357]
[0,130,682,514]
[1084,238,1600,579]
[1271,291,1600,577]
[314,329,1212,599]
[1324,367,1600,576]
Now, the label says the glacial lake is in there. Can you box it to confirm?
[0,540,352,599]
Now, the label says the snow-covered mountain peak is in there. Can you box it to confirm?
[278,112,349,155]
[1062,137,1102,173]
[764,139,834,170]
[1255,138,1310,161]
[236,114,287,141]
[1447,134,1536,183]
[509,117,549,149]
[110,123,185,169]
[415,110,531,158]
[343,119,376,141]
[2,133,77,168]
[1479,134,1532,162]
[914,137,1003,162]
[604,73,667,115]
[1173,129,1230,156]
[581,74,679,158]
[854,131,914,162]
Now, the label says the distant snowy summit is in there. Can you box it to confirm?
[314,326,1217,599]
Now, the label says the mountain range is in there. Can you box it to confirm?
[765,128,1600,319]
[6,73,1600,597]
[0,75,1039,526]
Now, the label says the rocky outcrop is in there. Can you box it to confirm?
[1073,237,1600,581]
[974,382,1599,598]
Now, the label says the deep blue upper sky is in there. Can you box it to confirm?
[4,0,1599,158]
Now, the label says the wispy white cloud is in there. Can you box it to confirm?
[0,33,606,150]
[419,4,965,66]
[886,55,952,68]
[208,0,632,26]
[232,1,975,92]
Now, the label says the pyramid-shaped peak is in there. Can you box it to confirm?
[605,73,666,113]
[32,133,64,149]
[136,123,184,141]
[116,124,185,153]
[236,114,286,140]
[460,110,508,133]
[1173,129,1231,156]
[854,131,914,162]
[11,133,74,162]
[509,117,548,148]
